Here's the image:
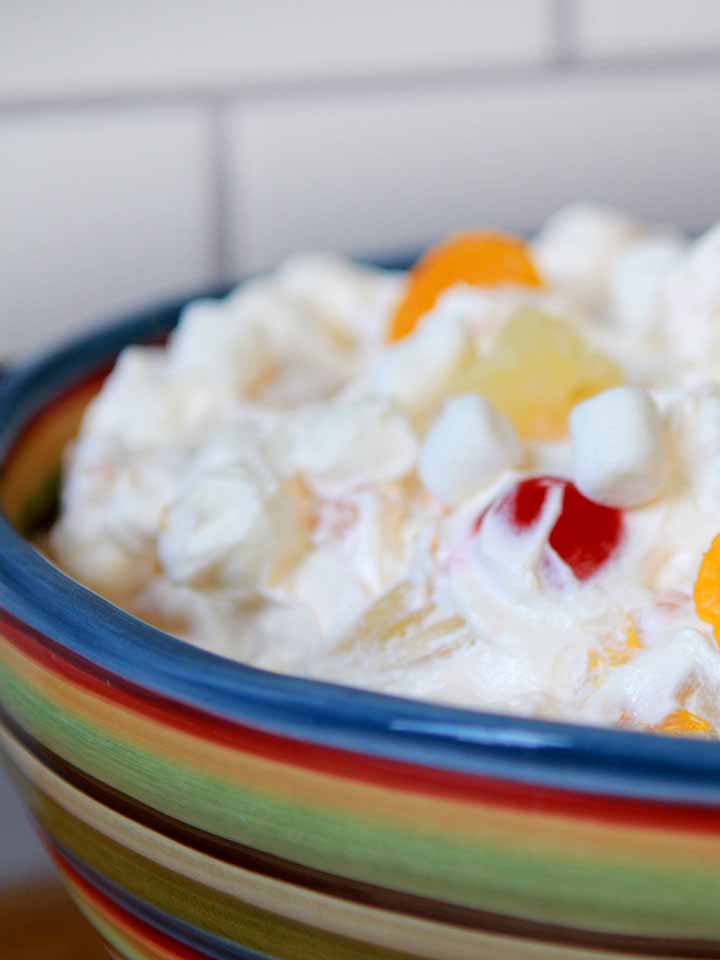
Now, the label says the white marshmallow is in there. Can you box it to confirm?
[168,295,275,397]
[222,279,358,403]
[82,347,176,451]
[664,382,720,512]
[158,447,307,595]
[51,445,183,596]
[570,386,665,508]
[533,204,644,308]
[84,344,243,453]
[609,235,685,335]
[661,223,720,362]
[419,394,523,505]
[365,311,471,412]
[276,254,403,346]
[293,547,369,636]
[292,397,417,496]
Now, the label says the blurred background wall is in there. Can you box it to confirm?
[2,0,720,885]
[3,0,720,361]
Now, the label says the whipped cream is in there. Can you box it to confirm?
[51,207,720,736]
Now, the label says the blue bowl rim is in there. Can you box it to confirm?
[2,258,720,806]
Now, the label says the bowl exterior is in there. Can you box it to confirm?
[2,290,720,960]
[7,608,720,960]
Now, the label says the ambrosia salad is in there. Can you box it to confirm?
[51,205,720,736]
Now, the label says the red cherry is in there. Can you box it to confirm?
[478,476,623,581]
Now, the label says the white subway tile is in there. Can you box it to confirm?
[1,1,551,101]
[229,70,720,274]
[577,0,720,57]
[0,108,213,356]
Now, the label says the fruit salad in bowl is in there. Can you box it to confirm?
[45,205,720,738]
[8,205,720,960]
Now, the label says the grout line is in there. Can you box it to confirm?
[3,48,720,118]
[207,102,231,284]
[552,0,578,66]
[0,90,211,117]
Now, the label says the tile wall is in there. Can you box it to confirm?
[2,1,720,355]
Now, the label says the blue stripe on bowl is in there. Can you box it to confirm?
[56,841,268,960]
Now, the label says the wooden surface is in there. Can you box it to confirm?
[1,879,106,959]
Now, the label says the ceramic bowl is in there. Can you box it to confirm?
[2,276,720,960]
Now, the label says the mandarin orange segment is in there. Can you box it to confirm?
[459,309,623,441]
[694,534,720,644]
[607,618,644,666]
[388,231,543,342]
[655,709,712,736]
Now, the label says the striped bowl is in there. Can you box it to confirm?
[2,281,720,960]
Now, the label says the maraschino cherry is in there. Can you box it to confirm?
[476,476,623,581]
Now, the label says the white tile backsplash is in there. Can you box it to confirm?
[1,1,551,102]
[0,107,214,355]
[229,69,720,273]
[577,0,720,57]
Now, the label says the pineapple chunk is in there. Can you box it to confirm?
[460,309,623,441]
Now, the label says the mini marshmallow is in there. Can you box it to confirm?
[292,397,417,496]
[158,449,307,595]
[366,311,471,412]
[419,394,523,505]
[661,223,720,363]
[570,386,665,508]
[276,254,403,345]
[533,204,644,308]
[609,235,685,335]
[168,295,276,396]
[82,346,177,451]
[664,383,720,512]
[50,445,183,596]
